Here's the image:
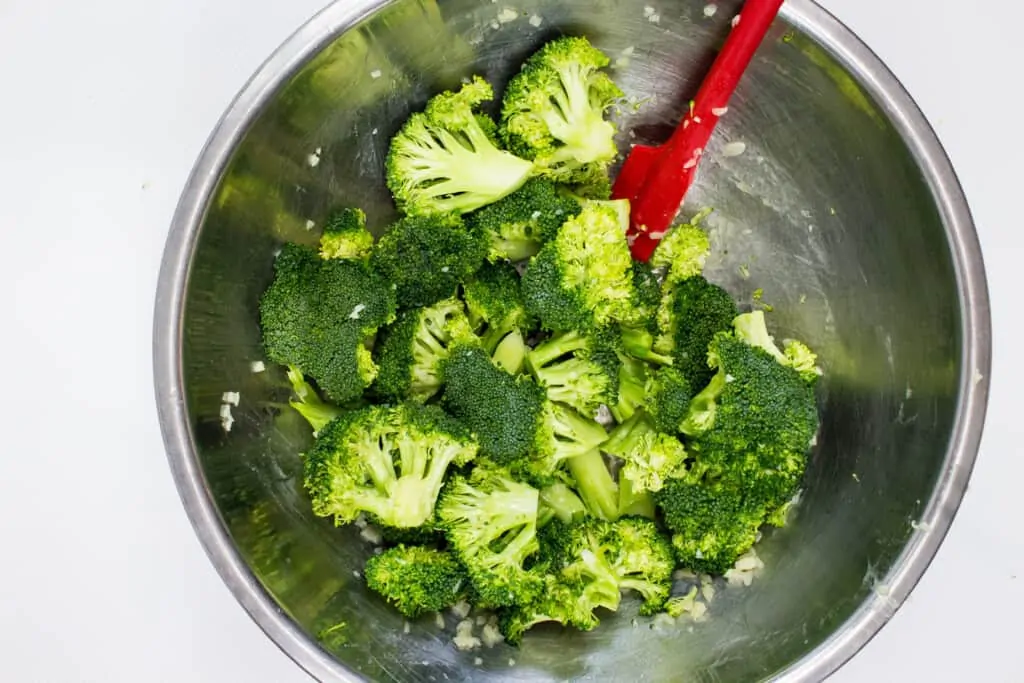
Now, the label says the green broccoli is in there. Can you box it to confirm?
[521,199,636,331]
[387,76,536,216]
[500,36,623,184]
[370,212,487,309]
[733,310,821,383]
[374,297,478,402]
[465,178,582,262]
[611,517,675,615]
[655,276,738,390]
[530,405,611,481]
[603,411,688,494]
[609,355,650,424]
[498,571,596,645]
[260,244,397,403]
[649,212,711,287]
[617,476,656,519]
[319,207,374,260]
[441,345,548,465]
[462,261,534,354]
[303,403,478,528]
[364,545,467,617]
[437,464,543,608]
[285,366,343,434]
[644,366,694,434]
[526,329,621,416]
[539,482,588,526]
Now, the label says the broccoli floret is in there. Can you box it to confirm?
[618,476,656,519]
[303,403,478,528]
[462,261,534,353]
[319,207,374,260]
[260,244,397,403]
[656,476,763,575]
[649,212,711,286]
[539,482,588,526]
[603,411,688,494]
[645,366,693,434]
[387,76,536,216]
[364,545,467,617]
[530,403,610,479]
[465,178,582,262]
[442,346,548,465]
[611,517,675,615]
[522,200,636,331]
[437,465,543,608]
[526,329,621,416]
[500,37,623,184]
[655,276,738,390]
[498,571,595,645]
[374,297,478,402]
[733,310,822,383]
[370,213,487,309]
[609,355,650,423]
[536,519,622,616]
[285,366,343,434]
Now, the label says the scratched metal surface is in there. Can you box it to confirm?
[159,0,985,681]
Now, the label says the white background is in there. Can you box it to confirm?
[0,0,1018,681]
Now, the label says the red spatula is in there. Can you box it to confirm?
[613,0,785,262]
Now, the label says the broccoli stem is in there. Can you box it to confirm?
[610,358,648,423]
[618,476,656,519]
[527,330,589,370]
[621,327,674,366]
[566,449,619,521]
[491,330,527,375]
[539,483,588,525]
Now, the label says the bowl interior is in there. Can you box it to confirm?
[176,0,965,680]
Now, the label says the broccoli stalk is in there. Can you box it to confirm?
[610,356,649,423]
[526,330,621,416]
[387,76,536,216]
[566,449,619,521]
[617,477,656,519]
[539,482,588,525]
[285,366,343,434]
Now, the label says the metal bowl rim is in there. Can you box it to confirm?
[152,1,992,681]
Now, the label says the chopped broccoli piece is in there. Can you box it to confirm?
[492,329,528,375]
[387,76,537,216]
[374,297,479,402]
[303,403,478,528]
[644,366,693,434]
[539,482,588,526]
[498,571,595,645]
[565,449,619,522]
[260,244,397,403]
[465,178,582,262]
[285,366,343,434]
[526,329,621,416]
[655,276,738,390]
[442,346,548,465]
[618,476,656,519]
[604,411,688,494]
[609,355,650,424]
[500,36,623,184]
[370,212,487,309]
[438,465,543,608]
[733,310,821,383]
[612,517,675,615]
[649,215,711,286]
[364,545,467,617]
[521,199,636,331]
[530,403,611,483]
[319,207,374,260]
[462,261,534,353]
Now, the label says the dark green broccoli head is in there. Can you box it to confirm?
[364,545,467,617]
[303,403,477,528]
[536,518,622,616]
[441,345,548,465]
[386,76,537,216]
[374,297,478,402]
[437,464,543,608]
[645,366,693,434]
[629,261,663,330]
[465,178,582,262]
[260,244,397,403]
[462,261,535,353]
[656,276,738,390]
[370,212,487,309]
[319,207,374,260]
[655,476,763,575]
[521,200,636,332]
[498,570,596,645]
[500,36,623,184]
[526,328,621,416]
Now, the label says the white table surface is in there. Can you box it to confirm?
[0,0,1018,681]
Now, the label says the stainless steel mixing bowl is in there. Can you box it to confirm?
[154,0,991,680]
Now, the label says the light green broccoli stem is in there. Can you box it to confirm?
[539,482,588,525]
[492,330,527,375]
[566,449,619,521]
[621,327,674,365]
[286,366,342,434]
[618,476,656,519]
